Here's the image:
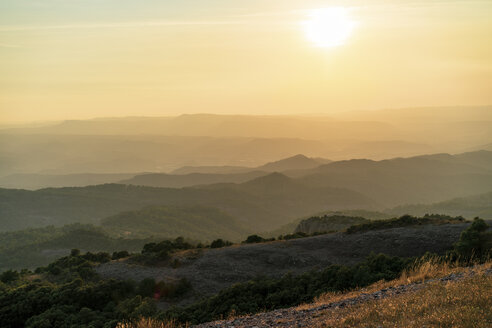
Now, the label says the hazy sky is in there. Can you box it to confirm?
[1,0,491,122]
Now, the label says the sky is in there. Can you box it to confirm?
[0,0,491,123]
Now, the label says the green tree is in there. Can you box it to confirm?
[453,217,490,261]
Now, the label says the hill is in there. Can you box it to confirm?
[0,181,376,232]
[171,165,252,175]
[121,154,330,189]
[3,108,492,177]
[96,222,472,301]
[390,191,492,219]
[190,262,492,328]
[0,225,154,271]
[100,205,249,241]
[298,150,492,206]
[294,215,370,234]
[2,219,489,328]
[265,210,391,237]
[119,171,267,188]
[257,154,330,172]
[0,173,137,190]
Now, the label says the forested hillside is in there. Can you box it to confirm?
[0,225,155,271]
[391,191,492,219]
[101,205,249,240]
[0,179,376,232]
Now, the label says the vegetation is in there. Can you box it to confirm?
[0,250,191,328]
[313,269,492,328]
[210,239,233,248]
[0,216,489,327]
[0,224,156,272]
[346,214,465,234]
[242,234,275,244]
[295,214,370,234]
[132,237,195,265]
[266,210,397,238]
[160,253,411,325]
[450,217,492,262]
[101,205,248,241]
[0,178,376,233]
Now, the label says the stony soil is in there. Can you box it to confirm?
[96,223,470,307]
[194,266,492,328]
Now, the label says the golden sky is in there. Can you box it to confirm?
[1,0,491,122]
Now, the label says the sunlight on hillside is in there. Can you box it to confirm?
[313,272,492,328]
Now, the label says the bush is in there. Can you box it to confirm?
[113,250,130,260]
[210,239,232,248]
[137,237,195,265]
[451,217,491,261]
[0,270,20,284]
[137,278,156,297]
[242,235,275,244]
[156,278,192,299]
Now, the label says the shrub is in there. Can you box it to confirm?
[113,250,131,260]
[210,239,233,248]
[0,270,20,283]
[451,217,491,261]
[242,235,275,244]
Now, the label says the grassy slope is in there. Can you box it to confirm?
[121,260,492,328]
[312,267,491,328]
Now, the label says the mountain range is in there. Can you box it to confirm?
[1,150,491,233]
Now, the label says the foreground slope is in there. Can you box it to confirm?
[193,263,492,328]
[96,223,470,302]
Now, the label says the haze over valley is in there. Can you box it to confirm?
[1,0,491,327]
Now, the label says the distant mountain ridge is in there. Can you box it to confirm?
[0,173,138,190]
[119,171,268,189]
[2,108,491,177]
[121,154,331,188]
[1,150,492,233]
[257,154,331,172]
[0,180,377,232]
[297,150,492,206]
[390,191,492,219]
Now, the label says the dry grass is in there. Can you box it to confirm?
[313,272,492,328]
[298,258,491,312]
[122,260,492,327]
[116,318,185,328]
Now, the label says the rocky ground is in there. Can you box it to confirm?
[96,223,470,308]
[194,265,492,328]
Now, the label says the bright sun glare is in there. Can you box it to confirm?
[303,7,356,48]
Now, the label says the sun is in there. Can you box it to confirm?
[303,7,356,48]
